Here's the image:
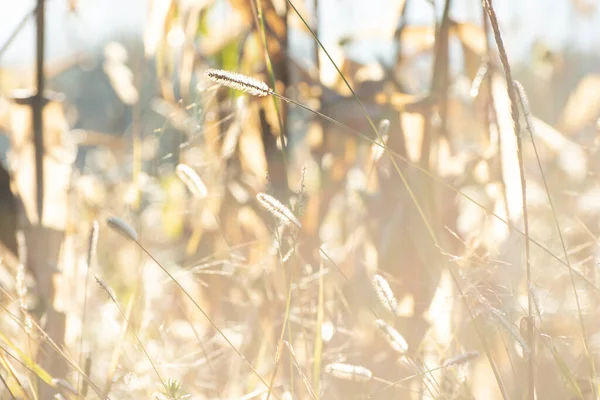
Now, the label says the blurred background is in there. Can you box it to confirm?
[0,0,599,399]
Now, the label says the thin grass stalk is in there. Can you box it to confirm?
[287,251,296,397]
[78,220,98,395]
[514,80,597,393]
[0,345,47,399]
[132,45,143,211]
[422,0,452,169]
[364,361,471,399]
[497,321,523,396]
[15,231,38,398]
[482,2,533,398]
[103,294,134,398]
[96,279,168,395]
[175,302,223,400]
[0,293,107,399]
[282,341,318,400]
[312,259,324,398]
[0,368,16,399]
[264,215,298,400]
[0,5,34,60]
[265,257,296,400]
[251,0,289,174]
[285,1,508,396]
[481,3,510,223]
[80,355,91,398]
[0,353,28,400]
[128,239,277,398]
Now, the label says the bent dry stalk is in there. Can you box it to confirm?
[104,216,276,396]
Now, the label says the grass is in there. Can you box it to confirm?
[0,0,599,399]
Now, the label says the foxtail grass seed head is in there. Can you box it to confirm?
[87,220,99,267]
[256,193,302,229]
[205,69,271,97]
[94,273,117,302]
[443,351,480,367]
[372,274,399,316]
[176,164,208,199]
[375,319,408,354]
[324,363,373,382]
[106,216,139,242]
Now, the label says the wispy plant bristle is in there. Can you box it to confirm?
[176,164,208,199]
[443,351,480,367]
[94,273,117,302]
[205,68,271,97]
[106,216,139,242]
[372,274,399,316]
[256,193,302,229]
[375,319,408,354]
[324,363,373,382]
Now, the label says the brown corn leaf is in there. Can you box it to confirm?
[451,22,487,56]
[558,74,600,134]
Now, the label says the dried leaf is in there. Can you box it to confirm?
[559,74,600,134]
[103,42,138,105]
[451,22,487,56]
[401,112,425,164]
[144,0,174,57]
[491,75,522,223]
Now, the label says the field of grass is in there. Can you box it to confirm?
[1,0,600,399]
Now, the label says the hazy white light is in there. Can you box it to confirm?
[321,321,335,342]
[167,26,185,48]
